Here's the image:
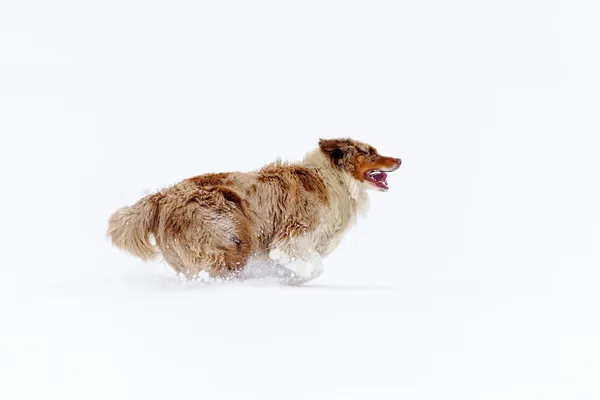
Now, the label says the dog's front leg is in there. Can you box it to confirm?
[269,245,324,285]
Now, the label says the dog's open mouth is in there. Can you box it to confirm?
[364,163,401,191]
[365,170,390,190]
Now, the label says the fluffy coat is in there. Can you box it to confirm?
[108,138,401,284]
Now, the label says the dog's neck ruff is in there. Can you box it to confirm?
[302,149,369,216]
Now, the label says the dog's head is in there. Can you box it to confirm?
[318,138,402,191]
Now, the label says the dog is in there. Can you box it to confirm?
[108,138,401,284]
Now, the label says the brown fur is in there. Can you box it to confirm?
[108,138,400,278]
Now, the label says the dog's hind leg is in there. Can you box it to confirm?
[155,185,254,279]
[162,217,252,279]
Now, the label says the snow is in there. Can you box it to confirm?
[1,0,599,399]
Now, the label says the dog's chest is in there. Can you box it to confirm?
[309,192,368,256]
[311,216,349,256]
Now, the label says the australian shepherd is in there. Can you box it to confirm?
[108,138,401,285]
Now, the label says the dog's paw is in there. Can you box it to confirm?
[306,249,324,273]
[283,257,324,286]
[270,248,325,285]
[269,248,292,264]
[284,258,315,278]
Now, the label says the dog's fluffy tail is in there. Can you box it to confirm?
[108,193,161,261]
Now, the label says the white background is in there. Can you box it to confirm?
[1,1,599,399]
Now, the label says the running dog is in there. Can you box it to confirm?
[108,138,401,284]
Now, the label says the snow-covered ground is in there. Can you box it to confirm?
[1,1,599,399]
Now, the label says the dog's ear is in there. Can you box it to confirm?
[319,138,351,166]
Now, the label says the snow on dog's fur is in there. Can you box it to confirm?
[108,138,401,285]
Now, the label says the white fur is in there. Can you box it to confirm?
[302,150,369,257]
[269,246,324,285]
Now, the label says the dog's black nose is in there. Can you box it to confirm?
[396,158,402,166]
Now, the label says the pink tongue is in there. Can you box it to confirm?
[374,172,388,182]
